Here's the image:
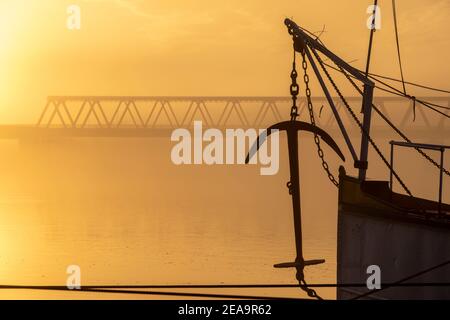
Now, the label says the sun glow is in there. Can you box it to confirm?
[0,1,28,59]
[0,1,27,112]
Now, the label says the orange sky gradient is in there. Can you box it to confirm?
[0,0,448,123]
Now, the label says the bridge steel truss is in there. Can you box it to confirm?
[36,96,449,136]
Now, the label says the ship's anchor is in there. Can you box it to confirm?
[246,120,345,297]
[245,44,345,298]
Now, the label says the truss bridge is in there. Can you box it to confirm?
[0,95,447,139]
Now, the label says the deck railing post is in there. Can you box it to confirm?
[390,141,394,192]
[439,148,444,214]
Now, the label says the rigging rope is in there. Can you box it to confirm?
[310,46,414,196]
[368,71,450,94]
[366,71,450,117]
[321,61,450,113]
[351,258,450,300]
[328,62,450,178]
[300,51,340,187]
[392,0,407,95]
[0,285,298,300]
[297,23,450,100]
[0,282,449,290]
[1,281,448,300]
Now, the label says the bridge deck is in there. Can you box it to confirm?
[0,126,174,138]
[0,125,447,139]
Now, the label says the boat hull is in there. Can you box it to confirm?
[337,167,450,299]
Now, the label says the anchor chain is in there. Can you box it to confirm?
[299,278,323,300]
[286,181,294,194]
[290,49,300,121]
[300,51,339,187]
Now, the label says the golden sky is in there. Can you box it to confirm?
[0,0,448,123]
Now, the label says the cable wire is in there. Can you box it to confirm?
[0,285,301,300]
[368,72,450,94]
[324,58,450,178]
[298,23,450,95]
[392,0,407,94]
[322,61,450,113]
[351,259,450,300]
[311,46,414,196]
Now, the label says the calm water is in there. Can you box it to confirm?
[0,132,447,299]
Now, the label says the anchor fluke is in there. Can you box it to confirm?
[245,120,346,164]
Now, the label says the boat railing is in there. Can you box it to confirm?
[389,141,449,214]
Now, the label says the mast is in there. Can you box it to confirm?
[358,0,378,181]
[364,0,379,78]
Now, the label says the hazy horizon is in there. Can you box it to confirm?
[0,0,448,124]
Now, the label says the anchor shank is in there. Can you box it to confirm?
[286,128,304,264]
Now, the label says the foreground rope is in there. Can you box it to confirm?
[352,259,450,300]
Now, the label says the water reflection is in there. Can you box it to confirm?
[0,133,447,299]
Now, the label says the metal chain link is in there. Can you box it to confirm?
[299,279,323,300]
[300,52,340,187]
[310,46,414,197]
[290,49,300,121]
[296,269,323,300]
[342,64,450,178]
